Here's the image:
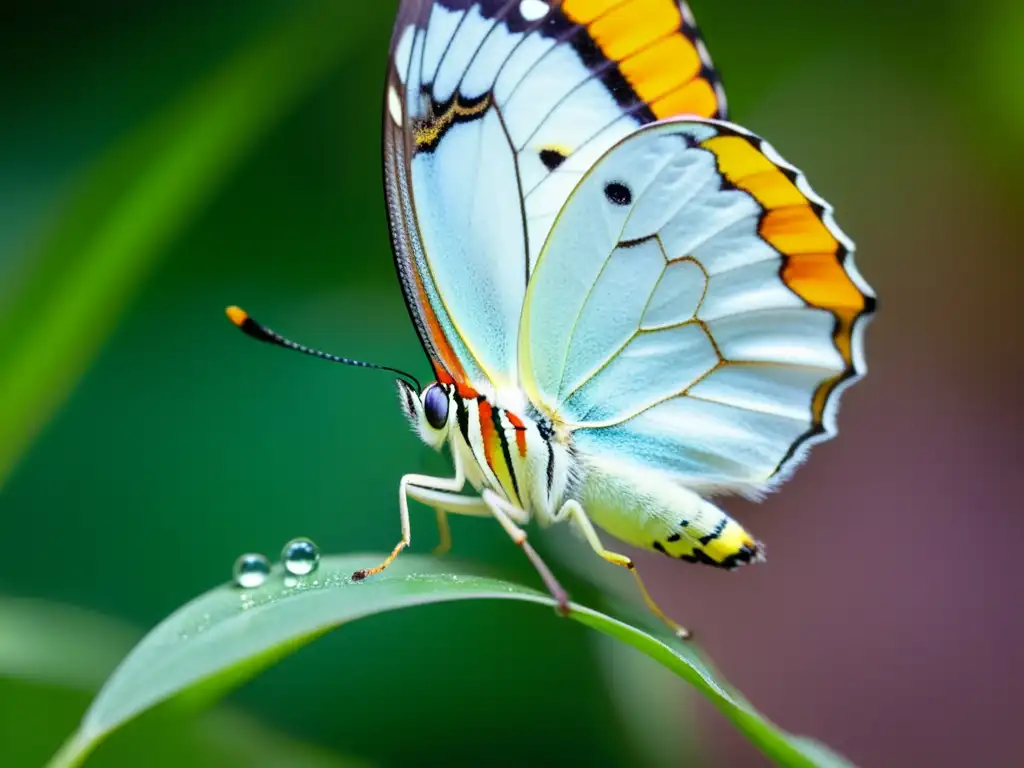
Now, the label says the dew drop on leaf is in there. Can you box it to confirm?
[281,537,320,576]
[232,552,271,588]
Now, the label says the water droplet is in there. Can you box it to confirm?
[233,553,271,588]
[282,537,319,576]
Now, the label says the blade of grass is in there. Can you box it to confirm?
[0,0,359,486]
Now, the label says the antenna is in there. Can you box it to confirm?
[225,306,422,391]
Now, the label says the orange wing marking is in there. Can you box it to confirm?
[562,0,721,119]
[700,132,871,433]
[702,135,867,318]
[409,250,467,384]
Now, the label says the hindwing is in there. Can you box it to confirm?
[519,118,875,494]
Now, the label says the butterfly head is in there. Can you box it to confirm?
[397,380,451,449]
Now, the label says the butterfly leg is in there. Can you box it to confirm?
[555,500,691,640]
[405,487,491,557]
[433,509,452,556]
[481,489,571,618]
[352,448,468,581]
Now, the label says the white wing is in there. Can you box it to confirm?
[519,118,875,495]
[385,0,726,389]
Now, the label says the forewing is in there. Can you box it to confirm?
[519,118,875,494]
[384,0,725,387]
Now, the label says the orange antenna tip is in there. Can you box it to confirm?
[224,306,423,390]
[225,306,249,327]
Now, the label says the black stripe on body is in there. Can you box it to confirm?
[653,539,764,570]
[537,420,555,497]
[699,518,727,546]
[545,441,554,497]
[681,542,764,570]
[493,407,522,505]
[455,393,471,446]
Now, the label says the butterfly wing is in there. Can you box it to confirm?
[384,0,726,388]
[520,118,875,502]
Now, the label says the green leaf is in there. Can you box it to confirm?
[0,0,357,487]
[0,596,364,768]
[50,554,854,768]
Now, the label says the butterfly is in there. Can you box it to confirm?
[229,0,874,638]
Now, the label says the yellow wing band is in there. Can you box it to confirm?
[562,0,722,119]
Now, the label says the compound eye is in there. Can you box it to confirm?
[423,384,449,430]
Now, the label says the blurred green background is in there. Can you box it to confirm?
[2,1,1022,766]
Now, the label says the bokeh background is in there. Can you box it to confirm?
[2,1,1022,766]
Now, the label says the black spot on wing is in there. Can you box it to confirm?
[540,147,567,170]
[604,181,632,206]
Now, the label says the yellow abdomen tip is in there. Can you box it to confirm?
[225,306,249,327]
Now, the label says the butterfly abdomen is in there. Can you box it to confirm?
[657,518,765,570]
[578,453,765,571]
